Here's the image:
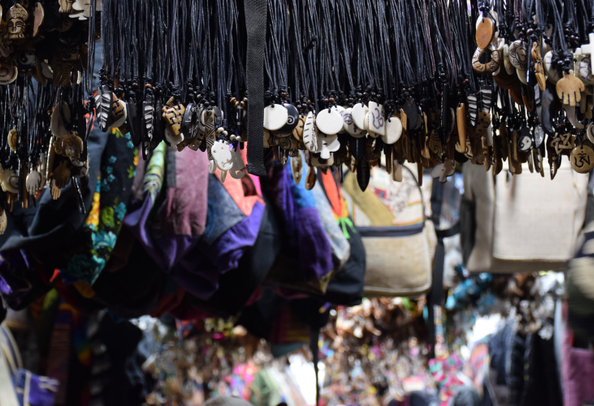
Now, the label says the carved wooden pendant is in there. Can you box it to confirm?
[472,44,501,74]
[556,71,585,107]
[456,103,467,153]
[571,145,594,173]
[531,42,547,91]
[476,16,494,49]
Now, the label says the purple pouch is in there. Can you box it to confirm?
[14,369,59,406]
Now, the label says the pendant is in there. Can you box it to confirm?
[571,144,594,173]
[303,111,319,153]
[556,70,585,107]
[96,85,113,132]
[263,104,289,131]
[351,103,369,130]
[291,155,303,185]
[316,107,343,135]
[382,115,402,145]
[279,103,299,133]
[531,42,547,92]
[475,15,494,49]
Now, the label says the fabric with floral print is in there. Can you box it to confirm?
[62,129,138,285]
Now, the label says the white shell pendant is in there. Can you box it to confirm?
[367,101,386,136]
[317,133,340,160]
[332,106,347,133]
[230,151,246,179]
[263,104,289,131]
[343,107,366,138]
[382,116,403,145]
[316,107,343,135]
[351,103,369,130]
[212,140,234,171]
[208,159,216,174]
[303,112,319,152]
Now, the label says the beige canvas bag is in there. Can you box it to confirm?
[462,162,588,273]
[343,165,436,297]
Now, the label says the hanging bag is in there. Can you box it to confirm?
[461,162,588,273]
[342,165,436,297]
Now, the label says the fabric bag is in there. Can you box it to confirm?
[342,165,436,297]
[461,162,588,273]
[0,323,59,406]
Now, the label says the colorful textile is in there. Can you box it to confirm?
[61,129,138,285]
[270,157,333,281]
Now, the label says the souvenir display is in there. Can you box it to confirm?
[89,0,594,195]
[0,1,591,406]
[0,0,99,211]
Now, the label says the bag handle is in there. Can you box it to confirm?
[0,333,19,406]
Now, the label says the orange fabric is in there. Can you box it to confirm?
[320,171,342,217]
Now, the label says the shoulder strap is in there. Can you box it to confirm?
[244,0,268,177]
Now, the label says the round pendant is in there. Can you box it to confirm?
[303,112,319,152]
[0,61,17,85]
[382,116,403,144]
[332,106,347,133]
[352,103,369,130]
[534,125,545,148]
[263,105,289,131]
[509,40,528,70]
[571,145,594,173]
[517,134,532,152]
[316,108,344,135]
[280,103,300,132]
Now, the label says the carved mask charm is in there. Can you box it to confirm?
[59,0,75,14]
[162,97,186,136]
[7,4,28,40]
[61,133,83,161]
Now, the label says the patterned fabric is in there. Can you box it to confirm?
[62,129,138,285]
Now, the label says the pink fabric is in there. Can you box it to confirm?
[162,148,209,236]
[214,168,263,217]
[563,322,594,406]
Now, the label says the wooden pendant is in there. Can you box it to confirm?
[305,165,317,190]
[531,42,547,92]
[456,103,467,153]
[472,44,501,74]
[476,17,494,49]
[556,70,585,107]
[571,145,594,173]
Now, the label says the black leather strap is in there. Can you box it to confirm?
[244,0,268,176]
